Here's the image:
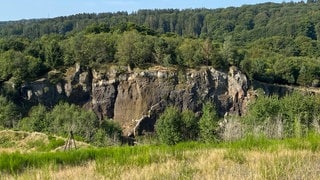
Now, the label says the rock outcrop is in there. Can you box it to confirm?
[20,65,250,136]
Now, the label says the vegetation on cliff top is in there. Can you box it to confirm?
[1,1,320,87]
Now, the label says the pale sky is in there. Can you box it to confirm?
[0,0,302,21]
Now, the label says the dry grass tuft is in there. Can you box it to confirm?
[3,162,103,180]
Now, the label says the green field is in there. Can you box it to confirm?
[1,131,320,179]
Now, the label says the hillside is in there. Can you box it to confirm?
[0,1,319,42]
[0,2,320,88]
[1,1,320,145]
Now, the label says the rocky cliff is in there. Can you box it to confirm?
[21,65,250,136]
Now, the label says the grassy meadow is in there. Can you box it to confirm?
[1,131,320,179]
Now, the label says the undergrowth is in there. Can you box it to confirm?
[1,132,320,175]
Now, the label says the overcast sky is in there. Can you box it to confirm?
[0,0,302,21]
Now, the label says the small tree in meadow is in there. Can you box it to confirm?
[155,106,183,145]
[199,102,220,143]
[181,110,199,141]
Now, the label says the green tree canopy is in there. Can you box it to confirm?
[199,102,220,143]
[0,96,19,128]
[155,106,183,145]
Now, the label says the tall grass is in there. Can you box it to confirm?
[0,145,183,174]
[0,149,97,174]
[1,133,320,175]
[219,131,320,152]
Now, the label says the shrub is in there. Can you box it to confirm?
[199,102,220,143]
[0,96,19,128]
[181,110,199,141]
[46,102,99,142]
[92,119,122,146]
[155,107,183,145]
[18,105,48,132]
[244,91,320,138]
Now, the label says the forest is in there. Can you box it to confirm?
[1,1,320,145]
[1,1,320,87]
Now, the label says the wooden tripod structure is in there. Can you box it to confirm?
[64,130,77,151]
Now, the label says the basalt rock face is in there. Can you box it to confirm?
[21,64,91,107]
[21,78,64,107]
[20,65,250,136]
